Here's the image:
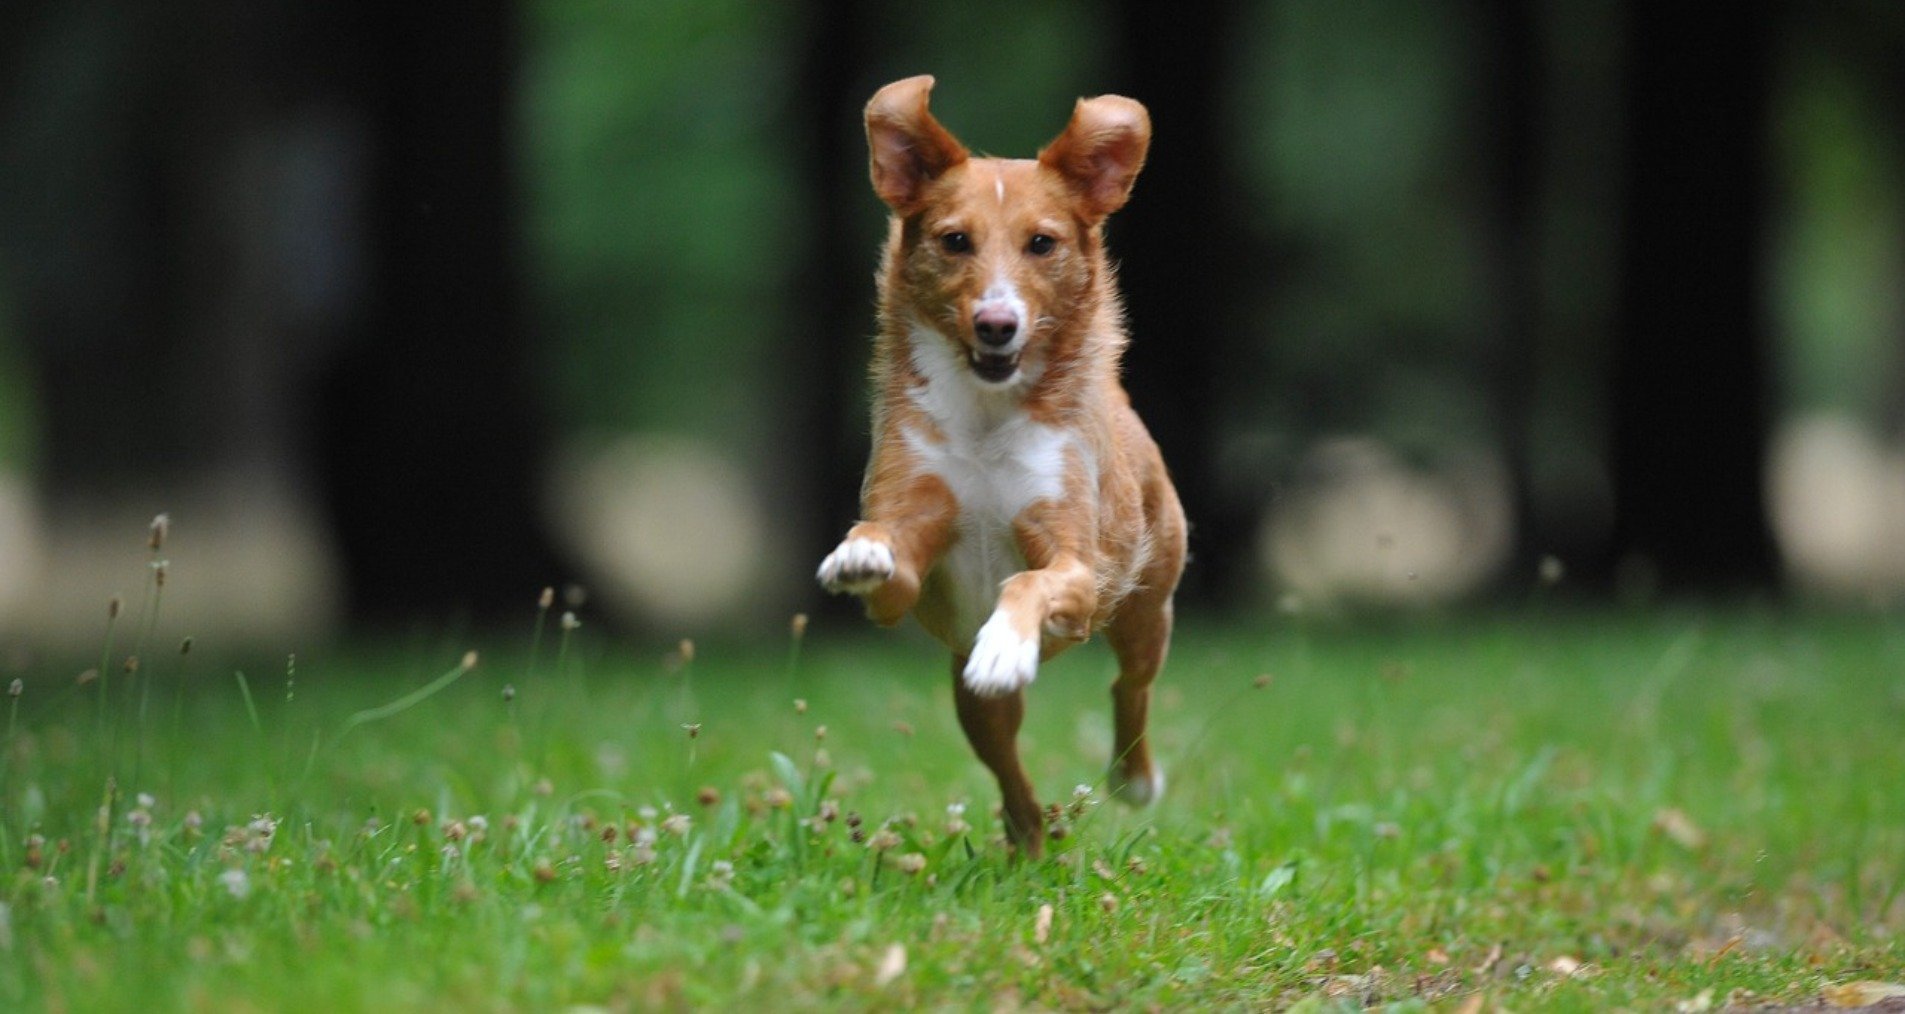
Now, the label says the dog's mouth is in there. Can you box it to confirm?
[968,349,1020,383]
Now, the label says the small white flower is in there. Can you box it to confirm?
[136,792,157,810]
[126,806,154,845]
[219,869,250,899]
[242,815,279,854]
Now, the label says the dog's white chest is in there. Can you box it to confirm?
[907,417,1070,643]
[902,334,1074,643]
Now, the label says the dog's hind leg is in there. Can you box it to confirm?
[951,655,1045,858]
[1103,592,1173,807]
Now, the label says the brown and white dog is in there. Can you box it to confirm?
[817,76,1187,857]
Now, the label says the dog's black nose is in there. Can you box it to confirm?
[974,308,1019,347]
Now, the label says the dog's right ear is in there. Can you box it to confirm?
[865,75,969,213]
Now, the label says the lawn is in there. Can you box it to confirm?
[2,593,1902,1010]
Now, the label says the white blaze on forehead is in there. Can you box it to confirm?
[995,170,1006,206]
[979,277,1023,311]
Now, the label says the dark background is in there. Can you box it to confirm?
[2,0,1902,645]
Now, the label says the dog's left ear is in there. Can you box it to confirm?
[1038,95,1151,221]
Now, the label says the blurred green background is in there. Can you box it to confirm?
[0,0,1902,647]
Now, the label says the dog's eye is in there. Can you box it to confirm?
[1027,234,1056,256]
[939,231,971,255]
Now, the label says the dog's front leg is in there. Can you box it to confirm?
[962,504,1099,697]
[817,474,956,627]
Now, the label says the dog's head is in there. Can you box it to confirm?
[866,75,1150,387]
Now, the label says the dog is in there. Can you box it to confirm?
[817,75,1187,858]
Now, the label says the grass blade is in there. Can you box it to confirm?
[339,653,479,736]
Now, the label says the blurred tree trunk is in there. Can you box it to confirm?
[3,0,198,491]
[1879,14,1905,443]
[1106,0,1250,605]
[1606,3,1781,594]
[312,0,568,625]
[784,0,879,617]
[1475,0,1547,588]
[7,0,363,508]
[5,0,563,628]
[1829,2,1905,440]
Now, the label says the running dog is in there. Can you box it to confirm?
[818,75,1187,857]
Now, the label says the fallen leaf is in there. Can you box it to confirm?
[1425,947,1450,966]
[873,944,906,987]
[1548,955,1582,977]
[1705,933,1743,965]
[1473,942,1503,976]
[1675,987,1713,1012]
[1823,981,1905,1008]
[1652,807,1707,850]
[1322,973,1373,998]
[1033,903,1053,945]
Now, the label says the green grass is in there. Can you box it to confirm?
[2,604,1902,1010]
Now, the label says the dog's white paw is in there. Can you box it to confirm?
[962,610,1039,697]
[1109,764,1165,808]
[817,537,895,595]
